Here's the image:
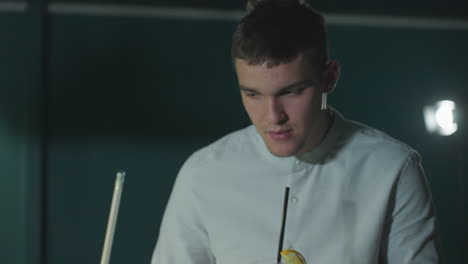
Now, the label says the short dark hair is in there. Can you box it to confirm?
[232,0,328,76]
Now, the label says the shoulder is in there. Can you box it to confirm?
[334,116,425,200]
[341,118,421,166]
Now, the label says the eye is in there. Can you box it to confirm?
[243,91,259,98]
[281,88,303,96]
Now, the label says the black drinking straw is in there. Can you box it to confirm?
[277,187,290,264]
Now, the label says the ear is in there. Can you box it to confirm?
[323,60,340,94]
[246,0,261,11]
[246,1,255,11]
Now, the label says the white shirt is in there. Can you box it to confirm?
[152,109,440,264]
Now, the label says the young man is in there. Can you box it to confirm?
[152,1,441,263]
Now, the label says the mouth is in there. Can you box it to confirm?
[267,129,293,140]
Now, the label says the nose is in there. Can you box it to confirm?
[265,97,288,125]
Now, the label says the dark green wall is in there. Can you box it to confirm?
[0,13,28,264]
[1,4,467,264]
[0,9,42,264]
[45,15,247,263]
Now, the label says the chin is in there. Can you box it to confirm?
[266,144,299,157]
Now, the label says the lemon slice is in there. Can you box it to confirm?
[280,249,307,264]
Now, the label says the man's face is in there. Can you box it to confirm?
[235,55,329,157]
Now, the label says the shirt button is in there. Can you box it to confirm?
[291,197,298,204]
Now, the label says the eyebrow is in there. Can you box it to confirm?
[239,79,316,95]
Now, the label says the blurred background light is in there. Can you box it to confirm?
[423,100,458,136]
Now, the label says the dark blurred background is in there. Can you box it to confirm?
[1,0,467,263]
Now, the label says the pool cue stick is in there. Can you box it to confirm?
[277,187,290,264]
[100,170,126,264]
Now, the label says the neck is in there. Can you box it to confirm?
[296,109,333,156]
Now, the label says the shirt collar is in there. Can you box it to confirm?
[295,107,347,165]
